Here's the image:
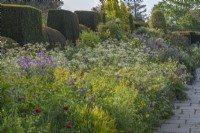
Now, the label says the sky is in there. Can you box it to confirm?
[62,0,162,16]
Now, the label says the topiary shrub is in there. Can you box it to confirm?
[149,10,167,33]
[167,32,190,49]
[75,11,100,31]
[47,9,79,44]
[168,31,200,45]
[1,4,43,45]
[43,27,66,50]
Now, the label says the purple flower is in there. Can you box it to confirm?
[17,98,25,102]
[46,56,53,65]
[17,57,31,68]
[89,96,95,101]
[80,87,86,96]
[38,50,46,58]
[69,78,74,85]
[175,70,183,77]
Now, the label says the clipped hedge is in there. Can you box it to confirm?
[1,4,43,45]
[43,27,66,50]
[47,9,79,44]
[75,11,99,31]
[169,31,200,44]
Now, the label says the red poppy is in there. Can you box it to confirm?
[35,108,41,113]
[67,124,72,129]
[64,106,69,110]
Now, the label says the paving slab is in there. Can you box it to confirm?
[154,68,200,133]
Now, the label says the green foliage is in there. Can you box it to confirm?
[153,1,200,31]
[129,14,134,33]
[0,36,195,132]
[104,0,121,19]
[104,0,130,25]
[0,36,20,49]
[135,27,149,35]
[42,27,66,50]
[47,9,80,44]
[168,31,200,45]
[133,21,148,29]
[167,32,191,48]
[119,1,130,25]
[124,0,147,21]
[97,19,126,41]
[77,31,100,48]
[1,4,43,45]
[75,11,100,31]
[2,0,64,11]
[149,10,167,33]
[79,24,91,33]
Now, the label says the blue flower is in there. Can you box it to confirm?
[17,98,25,102]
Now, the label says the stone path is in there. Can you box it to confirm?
[154,68,200,133]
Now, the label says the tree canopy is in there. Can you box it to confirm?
[153,0,200,31]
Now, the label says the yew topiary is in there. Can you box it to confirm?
[43,27,66,50]
[75,11,100,31]
[47,9,79,44]
[1,4,43,45]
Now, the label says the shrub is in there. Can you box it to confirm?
[47,9,79,44]
[79,24,91,33]
[0,36,20,49]
[133,21,148,29]
[149,10,167,33]
[167,32,190,49]
[135,27,149,35]
[77,31,100,48]
[42,27,66,50]
[97,19,125,41]
[75,11,100,31]
[169,31,200,45]
[148,29,165,38]
[1,4,43,45]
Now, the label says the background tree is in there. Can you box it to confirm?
[104,0,121,20]
[99,0,106,24]
[153,0,200,31]
[0,0,63,12]
[123,0,147,21]
[149,10,167,33]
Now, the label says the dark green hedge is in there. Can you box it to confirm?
[171,31,200,44]
[1,4,43,45]
[75,11,99,31]
[43,27,66,50]
[47,9,79,44]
